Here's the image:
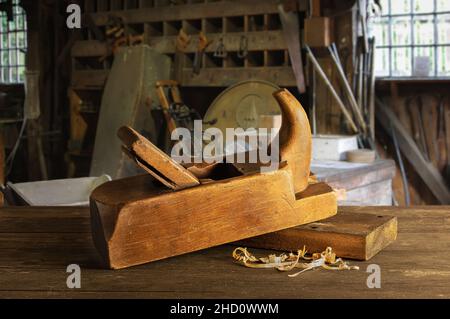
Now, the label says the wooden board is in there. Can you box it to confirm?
[0,206,450,298]
[237,212,397,260]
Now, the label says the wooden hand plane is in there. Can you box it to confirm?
[90,89,337,269]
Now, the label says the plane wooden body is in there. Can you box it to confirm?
[90,89,338,269]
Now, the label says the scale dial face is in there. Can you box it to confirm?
[235,94,264,129]
[203,80,282,134]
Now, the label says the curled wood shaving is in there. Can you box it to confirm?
[232,246,359,277]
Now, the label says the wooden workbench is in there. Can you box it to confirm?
[312,160,396,205]
[0,205,449,298]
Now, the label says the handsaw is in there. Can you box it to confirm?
[193,32,212,75]
[174,29,190,83]
[278,2,306,93]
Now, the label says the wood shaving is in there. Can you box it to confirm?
[232,246,359,277]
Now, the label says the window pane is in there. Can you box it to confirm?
[414,15,435,45]
[392,17,412,45]
[18,50,25,65]
[9,50,17,65]
[1,15,7,32]
[437,46,450,76]
[380,0,390,16]
[0,1,26,84]
[17,31,25,48]
[413,0,434,13]
[11,67,17,82]
[9,33,16,47]
[437,14,450,44]
[8,16,19,32]
[1,33,7,47]
[437,0,450,12]
[1,50,8,64]
[391,0,411,14]
[375,48,390,76]
[392,47,412,76]
[16,14,24,30]
[18,66,25,82]
[0,67,5,82]
[373,17,390,46]
[413,46,435,76]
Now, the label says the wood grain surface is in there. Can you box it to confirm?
[237,212,398,260]
[90,171,337,269]
[0,206,449,298]
[118,126,200,190]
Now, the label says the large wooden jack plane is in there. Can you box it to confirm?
[90,89,337,269]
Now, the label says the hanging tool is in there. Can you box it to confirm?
[305,45,358,133]
[328,45,367,133]
[237,35,248,59]
[193,32,212,75]
[99,16,144,62]
[368,38,376,141]
[278,2,306,93]
[155,80,201,133]
[174,29,191,82]
[213,37,227,58]
[357,0,369,54]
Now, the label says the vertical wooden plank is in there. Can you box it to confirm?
[139,0,154,8]
[421,95,439,168]
[311,0,321,17]
[24,1,44,181]
[445,95,450,180]
[0,132,4,186]
[97,0,109,12]
[110,0,124,10]
[390,82,412,135]
[84,0,95,12]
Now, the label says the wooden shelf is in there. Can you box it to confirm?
[88,0,307,25]
[181,66,296,87]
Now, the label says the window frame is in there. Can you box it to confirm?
[373,0,450,78]
[0,0,27,84]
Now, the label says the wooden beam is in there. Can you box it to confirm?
[71,70,109,89]
[376,99,450,204]
[181,67,296,87]
[149,31,287,53]
[72,31,287,57]
[89,0,307,26]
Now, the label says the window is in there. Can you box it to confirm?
[371,0,450,77]
[0,0,27,83]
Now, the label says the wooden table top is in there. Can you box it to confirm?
[0,205,449,299]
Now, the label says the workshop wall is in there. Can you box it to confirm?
[376,81,450,205]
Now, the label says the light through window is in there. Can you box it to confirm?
[371,0,450,77]
[0,0,27,83]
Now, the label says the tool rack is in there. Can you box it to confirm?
[67,0,306,176]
